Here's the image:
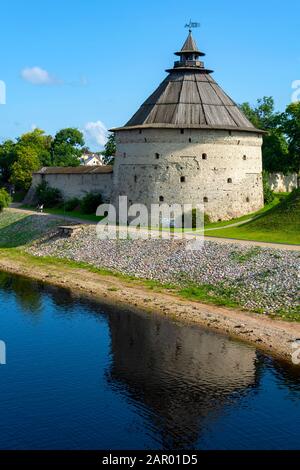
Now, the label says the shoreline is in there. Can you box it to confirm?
[0,251,299,365]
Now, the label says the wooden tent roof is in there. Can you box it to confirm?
[112,32,262,134]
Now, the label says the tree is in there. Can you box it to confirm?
[10,147,40,190]
[102,132,116,165]
[282,102,300,173]
[240,97,290,173]
[0,140,17,184]
[52,128,84,166]
[17,128,52,167]
[0,129,52,187]
[261,132,289,173]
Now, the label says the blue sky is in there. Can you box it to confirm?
[0,0,299,150]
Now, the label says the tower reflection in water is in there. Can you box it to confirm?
[106,309,258,449]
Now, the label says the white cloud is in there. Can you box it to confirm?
[83,121,108,149]
[21,66,57,85]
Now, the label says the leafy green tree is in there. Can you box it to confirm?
[17,128,52,167]
[0,140,17,184]
[282,102,300,173]
[0,188,12,211]
[240,97,282,129]
[0,130,52,186]
[261,132,289,173]
[102,133,116,165]
[52,128,84,166]
[10,147,40,190]
[240,97,290,173]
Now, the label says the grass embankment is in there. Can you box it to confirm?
[205,196,284,229]
[0,210,60,248]
[206,191,300,244]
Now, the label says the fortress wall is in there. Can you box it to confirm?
[268,173,298,193]
[26,172,113,204]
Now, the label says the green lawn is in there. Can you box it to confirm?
[206,190,300,245]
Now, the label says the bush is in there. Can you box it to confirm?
[65,197,80,212]
[35,181,62,208]
[80,192,103,214]
[192,208,210,227]
[0,188,12,212]
[262,171,275,205]
[182,209,210,229]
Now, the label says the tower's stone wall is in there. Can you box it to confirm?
[112,128,264,221]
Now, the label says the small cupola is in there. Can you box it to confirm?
[173,30,206,70]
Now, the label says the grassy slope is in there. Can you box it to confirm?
[204,196,284,229]
[206,190,300,244]
[0,210,61,248]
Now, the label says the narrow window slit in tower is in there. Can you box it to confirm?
[203,197,208,203]
[202,153,207,160]
[227,178,232,184]
[159,196,164,202]
[180,176,186,183]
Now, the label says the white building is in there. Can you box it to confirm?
[80,153,104,166]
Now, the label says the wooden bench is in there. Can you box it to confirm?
[58,225,83,238]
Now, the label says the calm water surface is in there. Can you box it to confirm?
[0,271,299,450]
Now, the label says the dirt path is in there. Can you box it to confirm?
[0,252,299,365]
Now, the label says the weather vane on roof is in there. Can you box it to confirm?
[185,20,200,30]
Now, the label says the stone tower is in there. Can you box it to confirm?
[111,31,264,221]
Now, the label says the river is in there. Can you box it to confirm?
[0,271,299,450]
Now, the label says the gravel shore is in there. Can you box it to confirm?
[27,225,300,316]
